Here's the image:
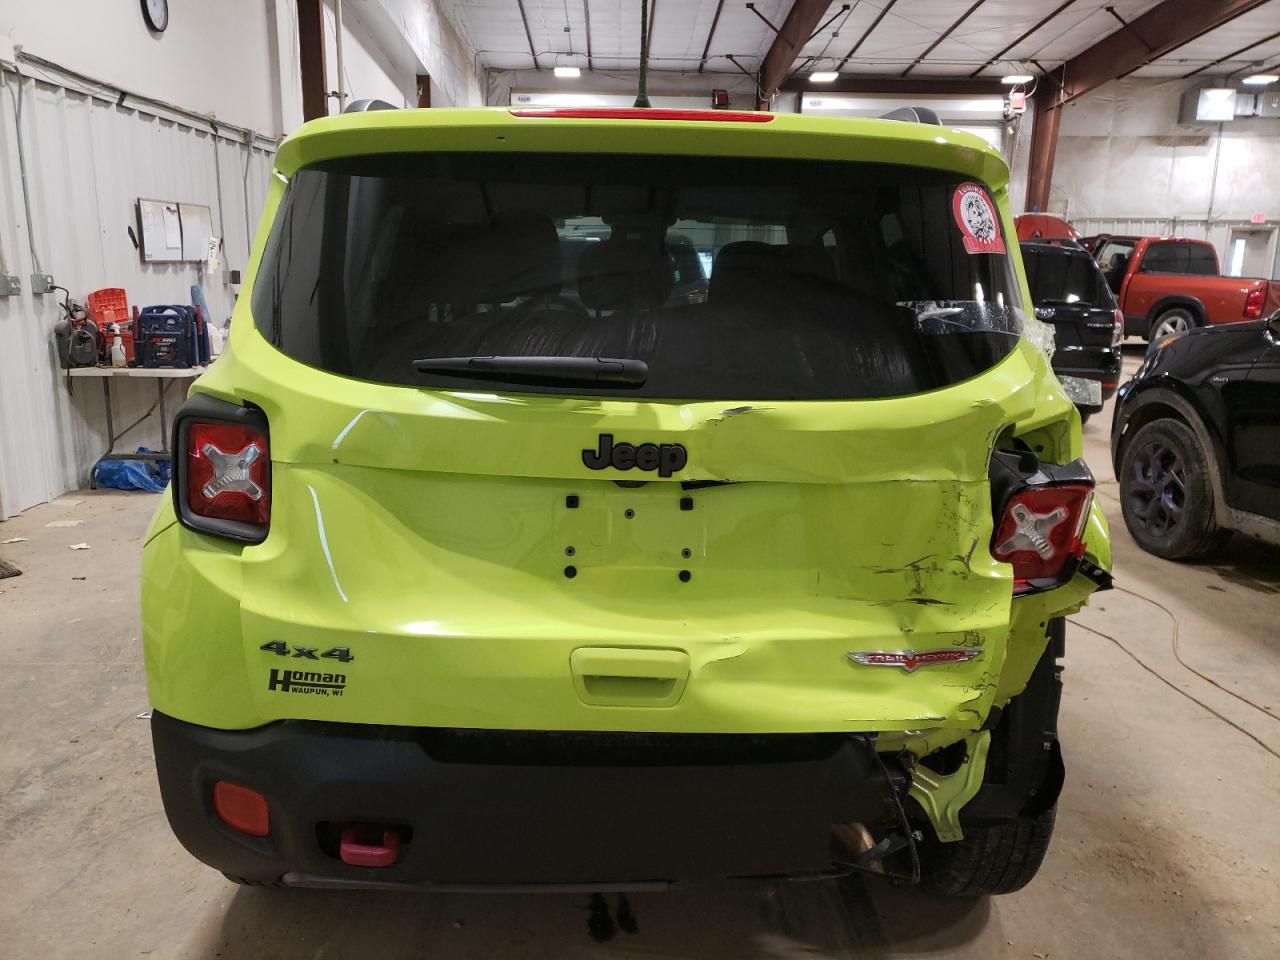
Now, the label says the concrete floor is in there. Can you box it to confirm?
[2,351,1278,959]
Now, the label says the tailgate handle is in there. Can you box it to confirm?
[570,648,690,707]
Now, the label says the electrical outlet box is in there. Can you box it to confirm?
[0,274,20,296]
[30,273,55,294]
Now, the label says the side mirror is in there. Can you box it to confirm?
[1267,310,1280,341]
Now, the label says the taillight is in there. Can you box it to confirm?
[992,483,1093,593]
[1244,287,1266,319]
[186,422,270,524]
[173,397,271,543]
[1112,307,1124,346]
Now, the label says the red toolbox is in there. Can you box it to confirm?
[87,287,135,362]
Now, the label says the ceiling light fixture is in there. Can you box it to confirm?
[554,65,581,79]
[810,71,839,83]
[1242,73,1279,85]
[1001,74,1034,85]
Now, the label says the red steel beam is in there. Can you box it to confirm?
[297,0,328,121]
[1025,85,1063,212]
[757,0,841,108]
[1056,0,1271,103]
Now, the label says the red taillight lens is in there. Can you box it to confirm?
[1112,307,1125,346]
[992,483,1093,592]
[1244,287,1266,319]
[213,780,269,837]
[185,422,270,526]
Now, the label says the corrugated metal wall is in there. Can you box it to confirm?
[0,64,275,518]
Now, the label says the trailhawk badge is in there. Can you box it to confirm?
[846,648,983,672]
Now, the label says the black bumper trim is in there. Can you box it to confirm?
[151,712,896,888]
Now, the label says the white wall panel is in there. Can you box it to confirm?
[1046,78,1280,228]
[0,66,274,517]
[0,0,282,134]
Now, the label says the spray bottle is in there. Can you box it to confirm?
[109,323,126,367]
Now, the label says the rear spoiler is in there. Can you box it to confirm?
[878,106,942,126]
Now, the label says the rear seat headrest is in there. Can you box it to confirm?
[709,242,836,305]
[396,215,562,303]
[576,236,673,312]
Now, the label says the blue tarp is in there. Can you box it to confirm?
[94,448,170,492]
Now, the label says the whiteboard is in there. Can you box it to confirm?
[138,199,183,262]
[179,203,213,261]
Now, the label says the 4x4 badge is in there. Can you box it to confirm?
[847,648,982,672]
[583,433,687,478]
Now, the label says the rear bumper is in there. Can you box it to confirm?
[151,711,898,889]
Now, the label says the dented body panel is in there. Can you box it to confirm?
[144,335,1104,736]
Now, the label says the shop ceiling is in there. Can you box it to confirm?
[451,0,1280,89]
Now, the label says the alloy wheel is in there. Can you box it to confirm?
[1152,312,1191,338]
[1127,440,1187,538]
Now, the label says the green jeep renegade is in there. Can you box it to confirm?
[142,105,1111,896]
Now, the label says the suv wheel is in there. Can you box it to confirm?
[918,807,1056,896]
[1149,307,1197,340]
[915,633,1063,897]
[1118,418,1230,560]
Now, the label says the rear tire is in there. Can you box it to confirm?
[918,808,1056,896]
[1118,418,1230,560]
[1077,407,1093,426]
[1148,307,1198,340]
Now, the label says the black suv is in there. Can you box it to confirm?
[1111,315,1280,559]
[1020,241,1123,422]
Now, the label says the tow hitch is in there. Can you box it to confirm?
[339,823,404,867]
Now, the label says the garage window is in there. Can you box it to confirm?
[253,152,1023,400]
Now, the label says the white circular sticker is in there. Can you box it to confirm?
[952,183,1005,255]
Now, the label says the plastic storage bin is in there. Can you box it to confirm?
[87,287,135,362]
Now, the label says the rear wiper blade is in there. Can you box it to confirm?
[412,355,648,387]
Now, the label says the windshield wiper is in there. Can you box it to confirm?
[412,355,648,387]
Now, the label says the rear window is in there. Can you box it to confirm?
[253,152,1024,400]
[1139,241,1218,276]
[1020,244,1115,308]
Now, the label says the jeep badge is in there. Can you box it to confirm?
[582,433,687,478]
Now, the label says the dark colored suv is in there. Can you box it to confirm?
[1112,314,1280,558]
[1020,241,1123,421]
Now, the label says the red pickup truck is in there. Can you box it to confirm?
[1093,236,1280,340]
